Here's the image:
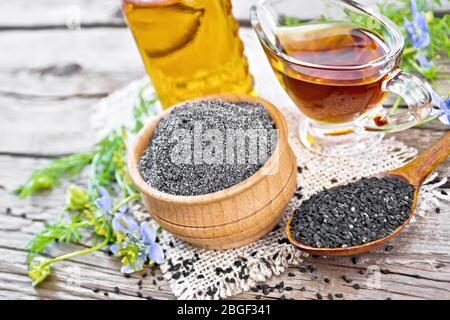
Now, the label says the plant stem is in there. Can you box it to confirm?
[415,114,441,127]
[40,237,109,269]
[390,96,403,114]
[112,194,141,213]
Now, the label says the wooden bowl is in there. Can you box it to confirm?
[128,94,296,250]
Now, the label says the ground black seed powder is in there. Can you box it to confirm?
[289,177,414,248]
[139,100,277,196]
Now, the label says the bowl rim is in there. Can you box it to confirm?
[128,93,290,205]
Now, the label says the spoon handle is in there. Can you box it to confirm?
[392,131,450,187]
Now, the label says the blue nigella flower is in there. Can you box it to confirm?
[426,84,450,126]
[95,186,128,215]
[110,216,164,274]
[403,0,430,49]
[416,55,432,69]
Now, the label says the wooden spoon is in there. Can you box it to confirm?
[286,131,450,256]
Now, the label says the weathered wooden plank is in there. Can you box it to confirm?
[0,97,98,156]
[1,0,448,29]
[1,27,448,157]
[0,29,143,96]
[0,0,122,29]
[1,151,449,300]
[0,247,175,300]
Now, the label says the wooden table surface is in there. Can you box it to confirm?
[1,0,449,300]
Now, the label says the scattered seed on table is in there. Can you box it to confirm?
[335,293,344,298]
[197,275,204,279]
[280,295,286,300]
[300,287,306,291]
[288,272,296,277]
[435,207,441,213]
[137,292,143,298]
[137,280,143,286]
[306,265,315,273]
[114,287,120,294]
[285,287,293,291]
[299,267,307,273]
[316,293,323,300]
[441,190,447,196]
[152,279,157,285]
[124,274,131,279]
[5,208,11,214]
[359,269,365,275]
[251,287,258,293]
[172,272,181,280]
[324,277,330,283]
[104,292,109,297]
[351,257,358,265]
[381,269,390,274]
[141,272,148,278]
[21,213,27,219]
[93,288,99,293]
[352,283,361,290]
[327,293,333,300]
[256,295,261,300]
[330,178,338,184]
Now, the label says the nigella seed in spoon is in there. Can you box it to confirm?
[289,177,414,248]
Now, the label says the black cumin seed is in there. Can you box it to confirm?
[197,275,204,279]
[152,279,157,285]
[124,274,131,279]
[441,190,447,196]
[251,287,258,293]
[256,295,261,300]
[289,177,414,248]
[104,292,109,297]
[381,269,390,274]
[141,272,147,278]
[316,293,323,300]
[114,287,120,294]
[288,272,296,277]
[299,267,307,273]
[300,287,306,291]
[335,293,344,298]
[327,293,333,300]
[137,292,143,298]
[93,288,99,293]
[351,257,358,265]
[352,283,361,290]
[137,280,142,286]
[435,207,441,213]
[285,287,293,291]
[5,208,12,214]
[157,276,164,281]
[324,277,330,283]
[234,260,242,267]
[172,272,181,280]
